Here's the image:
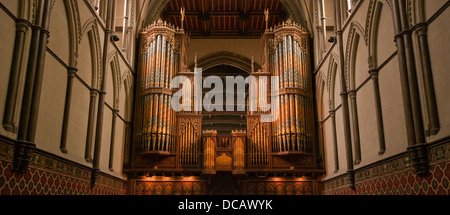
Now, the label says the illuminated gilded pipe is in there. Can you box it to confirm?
[151,94,159,150]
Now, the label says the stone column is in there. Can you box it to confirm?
[14,0,53,173]
[108,109,119,171]
[348,90,361,165]
[85,89,98,163]
[391,0,428,176]
[369,68,386,155]
[329,110,339,173]
[334,0,354,187]
[92,0,116,187]
[60,67,78,154]
[3,19,31,132]
[415,23,440,136]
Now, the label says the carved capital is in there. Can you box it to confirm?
[369,69,379,79]
[348,90,357,99]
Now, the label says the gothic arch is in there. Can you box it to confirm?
[122,70,134,122]
[81,18,102,90]
[109,52,122,110]
[189,51,261,73]
[316,71,326,121]
[327,53,339,110]
[63,0,81,68]
[366,0,384,69]
[345,21,367,91]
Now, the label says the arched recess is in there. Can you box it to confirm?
[316,70,327,169]
[64,0,81,68]
[316,71,327,122]
[79,18,103,162]
[327,53,339,110]
[109,52,122,110]
[326,53,339,173]
[121,70,134,167]
[107,52,122,172]
[344,21,367,165]
[366,0,384,69]
[81,17,103,89]
[47,0,80,67]
[365,0,388,155]
[122,70,134,122]
[345,21,366,91]
[189,51,262,73]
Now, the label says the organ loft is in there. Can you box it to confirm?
[126,9,322,195]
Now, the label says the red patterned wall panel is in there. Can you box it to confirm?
[322,142,450,195]
[0,141,127,195]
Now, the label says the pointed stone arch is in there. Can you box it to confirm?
[81,18,103,90]
[327,53,339,110]
[316,70,327,121]
[109,52,122,110]
[345,21,367,91]
[366,0,384,69]
[122,70,134,122]
[63,0,81,68]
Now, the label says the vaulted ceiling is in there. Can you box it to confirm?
[160,0,288,37]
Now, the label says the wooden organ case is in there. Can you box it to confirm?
[126,19,324,195]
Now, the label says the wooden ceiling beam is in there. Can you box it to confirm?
[163,11,283,17]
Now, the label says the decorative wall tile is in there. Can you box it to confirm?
[322,142,450,195]
[0,141,127,195]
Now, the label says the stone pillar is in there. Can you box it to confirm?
[391,0,428,176]
[92,0,116,187]
[334,0,354,187]
[415,23,440,136]
[108,109,119,171]
[368,68,386,155]
[85,89,98,163]
[60,67,78,154]
[3,19,31,132]
[329,110,339,173]
[14,0,53,173]
[348,90,361,165]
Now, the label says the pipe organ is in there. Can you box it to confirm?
[128,19,322,195]
[267,20,315,155]
[135,20,181,154]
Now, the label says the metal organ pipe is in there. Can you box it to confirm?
[135,20,183,154]
[268,20,314,154]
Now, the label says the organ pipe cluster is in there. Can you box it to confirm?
[232,130,246,171]
[247,117,270,166]
[134,20,181,153]
[179,118,201,165]
[202,130,217,172]
[270,21,314,153]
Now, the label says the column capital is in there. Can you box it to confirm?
[16,19,32,32]
[67,67,78,76]
[369,69,379,79]
[90,89,100,96]
[413,22,428,37]
[348,90,357,98]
